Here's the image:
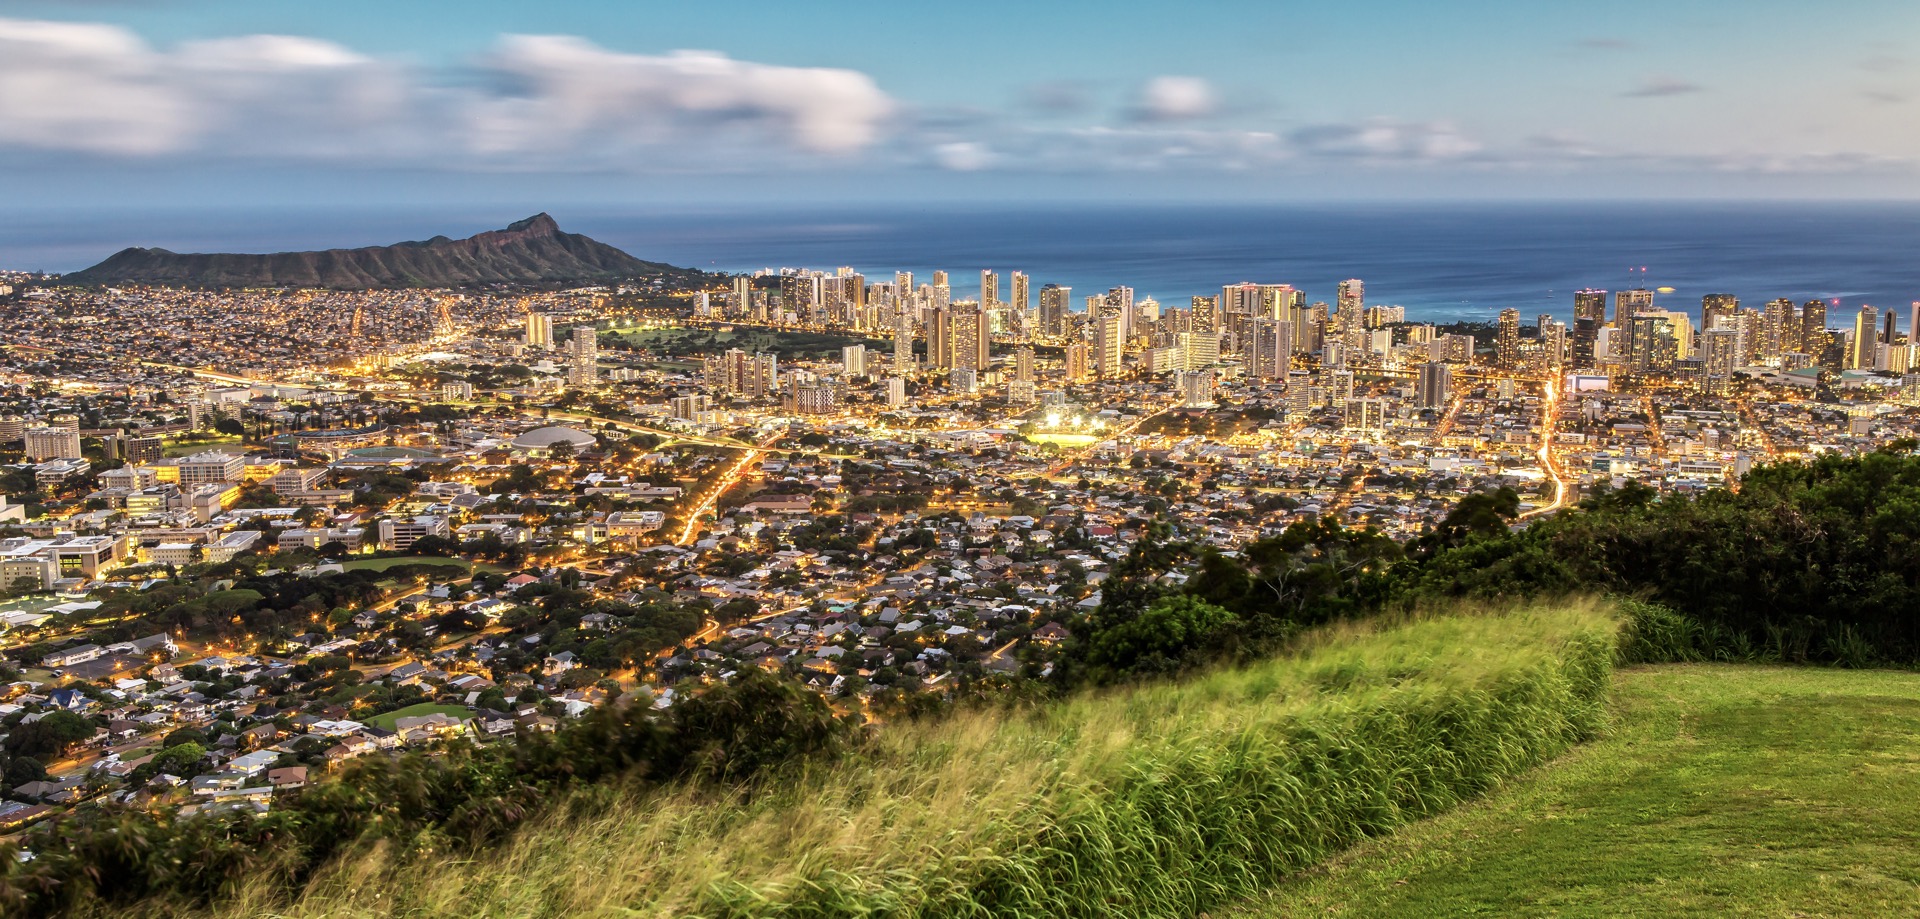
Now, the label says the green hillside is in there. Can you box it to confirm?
[1235,664,1920,918]
[194,601,1616,919]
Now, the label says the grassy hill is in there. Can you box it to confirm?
[195,601,1617,918]
[1234,664,1920,917]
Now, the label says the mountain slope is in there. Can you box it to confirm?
[63,214,699,289]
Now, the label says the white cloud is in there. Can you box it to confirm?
[1132,76,1217,122]
[0,18,895,165]
[470,37,893,158]
[1289,119,1481,161]
[933,142,994,171]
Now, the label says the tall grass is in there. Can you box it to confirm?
[207,600,1619,919]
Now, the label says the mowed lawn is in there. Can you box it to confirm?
[339,556,471,573]
[1235,664,1920,918]
[364,702,472,731]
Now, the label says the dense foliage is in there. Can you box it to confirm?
[0,669,854,917]
[1074,449,1920,682]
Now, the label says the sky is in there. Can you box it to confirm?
[1,0,1919,209]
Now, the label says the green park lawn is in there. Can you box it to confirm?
[1234,664,1920,918]
[364,702,473,732]
[338,556,472,573]
[160,435,242,457]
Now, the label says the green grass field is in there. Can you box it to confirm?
[364,702,472,732]
[160,435,241,457]
[198,602,1617,919]
[339,556,471,573]
[1234,664,1920,918]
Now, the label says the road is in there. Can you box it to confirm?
[1519,375,1569,521]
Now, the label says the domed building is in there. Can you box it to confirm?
[510,425,598,456]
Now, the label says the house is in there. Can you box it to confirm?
[267,766,308,789]
[543,651,577,675]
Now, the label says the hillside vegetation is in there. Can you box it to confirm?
[1235,664,1920,917]
[196,601,1618,919]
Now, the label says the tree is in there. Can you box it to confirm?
[213,417,245,437]
[1081,595,1238,682]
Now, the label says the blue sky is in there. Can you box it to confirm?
[1,0,1917,207]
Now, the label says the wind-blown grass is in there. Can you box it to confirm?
[208,600,1619,919]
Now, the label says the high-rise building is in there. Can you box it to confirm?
[732,277,751,317]
[952,303,990,371]
[1190,295,1220,334]
[1851,305,1880,370]
[893,315,914,372]
[1104,287,1135,339]
[929,306,953,369]
[1177,370,1215,408]
[1065,342,1091,381]
[1094,312,1124,378]
[980,270,999,307]
[1703,328,1739,390]
[1801,301,1829,361]
[1337,279,1365,317]
[886,377,907,408]
[1763,298,1796,357]
[1177,331,1220,370]
[1014,347,1035,383]
[567,326,598,387]
[1039,284,1072,335]
[1247,319,1292,382]
[525,312,554,349]
[24,427,81,461]
[1572,289,1609,368]
[1702,294,1739,333]
[1496,308,1521,370]
[1615,288,1655,325]
[842,344,867,377]
[1627,313,1684,374]
[1417,361,1452,410]
[1575,289,1609,323]
[1011,272,1029,313]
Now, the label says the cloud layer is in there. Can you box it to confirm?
[0,17,1909,186]
[0,18,893,166]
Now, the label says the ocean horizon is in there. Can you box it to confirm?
[7,201,1920,325]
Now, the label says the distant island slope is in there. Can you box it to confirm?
[62,214,702,289]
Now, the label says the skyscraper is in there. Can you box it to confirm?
[952,303,989,371]
[1247,319,1291,382]
[525,312,553,349]
[567,326,598,387]
[1496,308,1521,370]
[1039,284,1072,335]
[1702,293,1739,332]
[1801,301,1829,360]
[929,306,953,370]
[1065,342,1091,381]
[1763,298,1796,357]
[1010,271,1029,313]
[1573,289,1608,368]
[1337,279,1364,317]
[893,315,914,373]
[1615,288,1655,325]
[1851,305,1880,370]
[980,270,999,307]
[1014,346,1035,383]
[1094,312,1123,378]
[1191,295,1220,334]
[1417,361,1452,410]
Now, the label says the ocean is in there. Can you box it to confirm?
[7,202,1920,325]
